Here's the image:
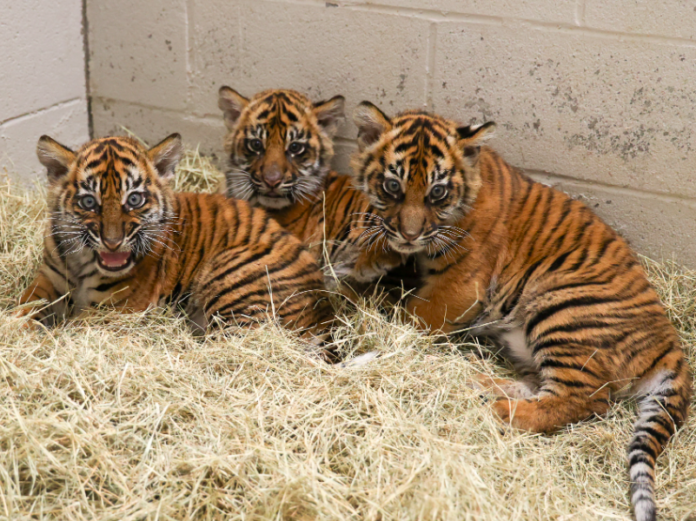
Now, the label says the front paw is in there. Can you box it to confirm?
[491,398,513,423]
[352,263,388,284]
[352,251,404,283]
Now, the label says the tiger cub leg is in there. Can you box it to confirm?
[475,375,537,400]
[16,270,69,326]
[489,341,611,433]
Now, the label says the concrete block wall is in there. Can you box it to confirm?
[86,0,696,266]
[0,0,89,185]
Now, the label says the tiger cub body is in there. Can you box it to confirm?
[18,134,332,339]
[218,87,401,288]
[351,103,691,521]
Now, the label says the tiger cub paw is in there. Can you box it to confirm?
[352,251,403,283]
[491,398,513,423]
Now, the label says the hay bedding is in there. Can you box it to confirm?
[1,151,695,521]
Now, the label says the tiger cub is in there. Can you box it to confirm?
[351,102,691,521]
[217,87,401,290]
[17,134,333,341]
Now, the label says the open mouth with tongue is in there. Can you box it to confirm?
[97,251,132,272]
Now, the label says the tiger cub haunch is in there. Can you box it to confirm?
[351,102,691,521]
[17,134,332,341]
[218,86,401,289]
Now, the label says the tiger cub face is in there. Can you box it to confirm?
[218,87,345,209]
[37,134,182,277]
[351,102,496,255]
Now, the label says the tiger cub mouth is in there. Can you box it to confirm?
[97,251,133,272]
[256,193,292,209]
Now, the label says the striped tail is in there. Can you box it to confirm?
[629,360,691,521]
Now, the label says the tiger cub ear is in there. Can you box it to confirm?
[353,101,392,150]
[36,135,76,181]
[148,133,183,180]
[218,86,249,130]
[313,95,345,137]
[456,121,496,164]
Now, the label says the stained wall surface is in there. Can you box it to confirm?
[0,0,89,185]
[86,0,696,266]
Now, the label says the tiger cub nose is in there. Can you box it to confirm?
[400,227,422,242]
[102,237,124,251]
[263,166,283,188]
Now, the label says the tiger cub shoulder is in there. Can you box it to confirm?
[218,86,401,287]
[18,133,332,343]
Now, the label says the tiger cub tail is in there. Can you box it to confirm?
[629,345,691,521]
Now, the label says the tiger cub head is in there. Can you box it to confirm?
[351,102,495,255]
[218,87,345,210]
[36,134,182,276]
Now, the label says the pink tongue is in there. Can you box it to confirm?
[99,252,130,267]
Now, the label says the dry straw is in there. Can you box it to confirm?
[1,150,694,520]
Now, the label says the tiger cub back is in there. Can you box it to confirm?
[218,87,402,289]
[351,102,692,521]
[18,134,333,343]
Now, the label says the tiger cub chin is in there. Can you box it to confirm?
[17,134,333,343]
[217,86,402,292]
[351,102,691,521]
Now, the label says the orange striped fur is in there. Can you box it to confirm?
[18,135,332,341]
[218,87,402,290]
[351,103,692,521]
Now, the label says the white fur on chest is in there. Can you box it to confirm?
[66,251,111,311]
[73,270,106,310]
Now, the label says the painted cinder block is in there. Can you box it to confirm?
[584,0,696,40]
[86,0,190,111]
[335,0,577,25]
[0,0,85,121]
[432,22,696,198]
[91,98,225,156]
[0,100,89,185]
[189,0,430,139]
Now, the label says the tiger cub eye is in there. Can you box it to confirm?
[247,139,263,153]
[384,179,401,195]
[430,185,447,201]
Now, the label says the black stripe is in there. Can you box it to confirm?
[500,259,543,316]
[526,294,622,336]
[636,343,677,379]
[648,414,676,434]
[636,425,669,447]
[547,376,594,389]
[532,330,625,355]
[538,318,618,336]
[629,446,657,463]
[207,249,272,286]
[93,279,123,293]
[205,247,303,312]
[548,250,573,272]
[538,358,599,379]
